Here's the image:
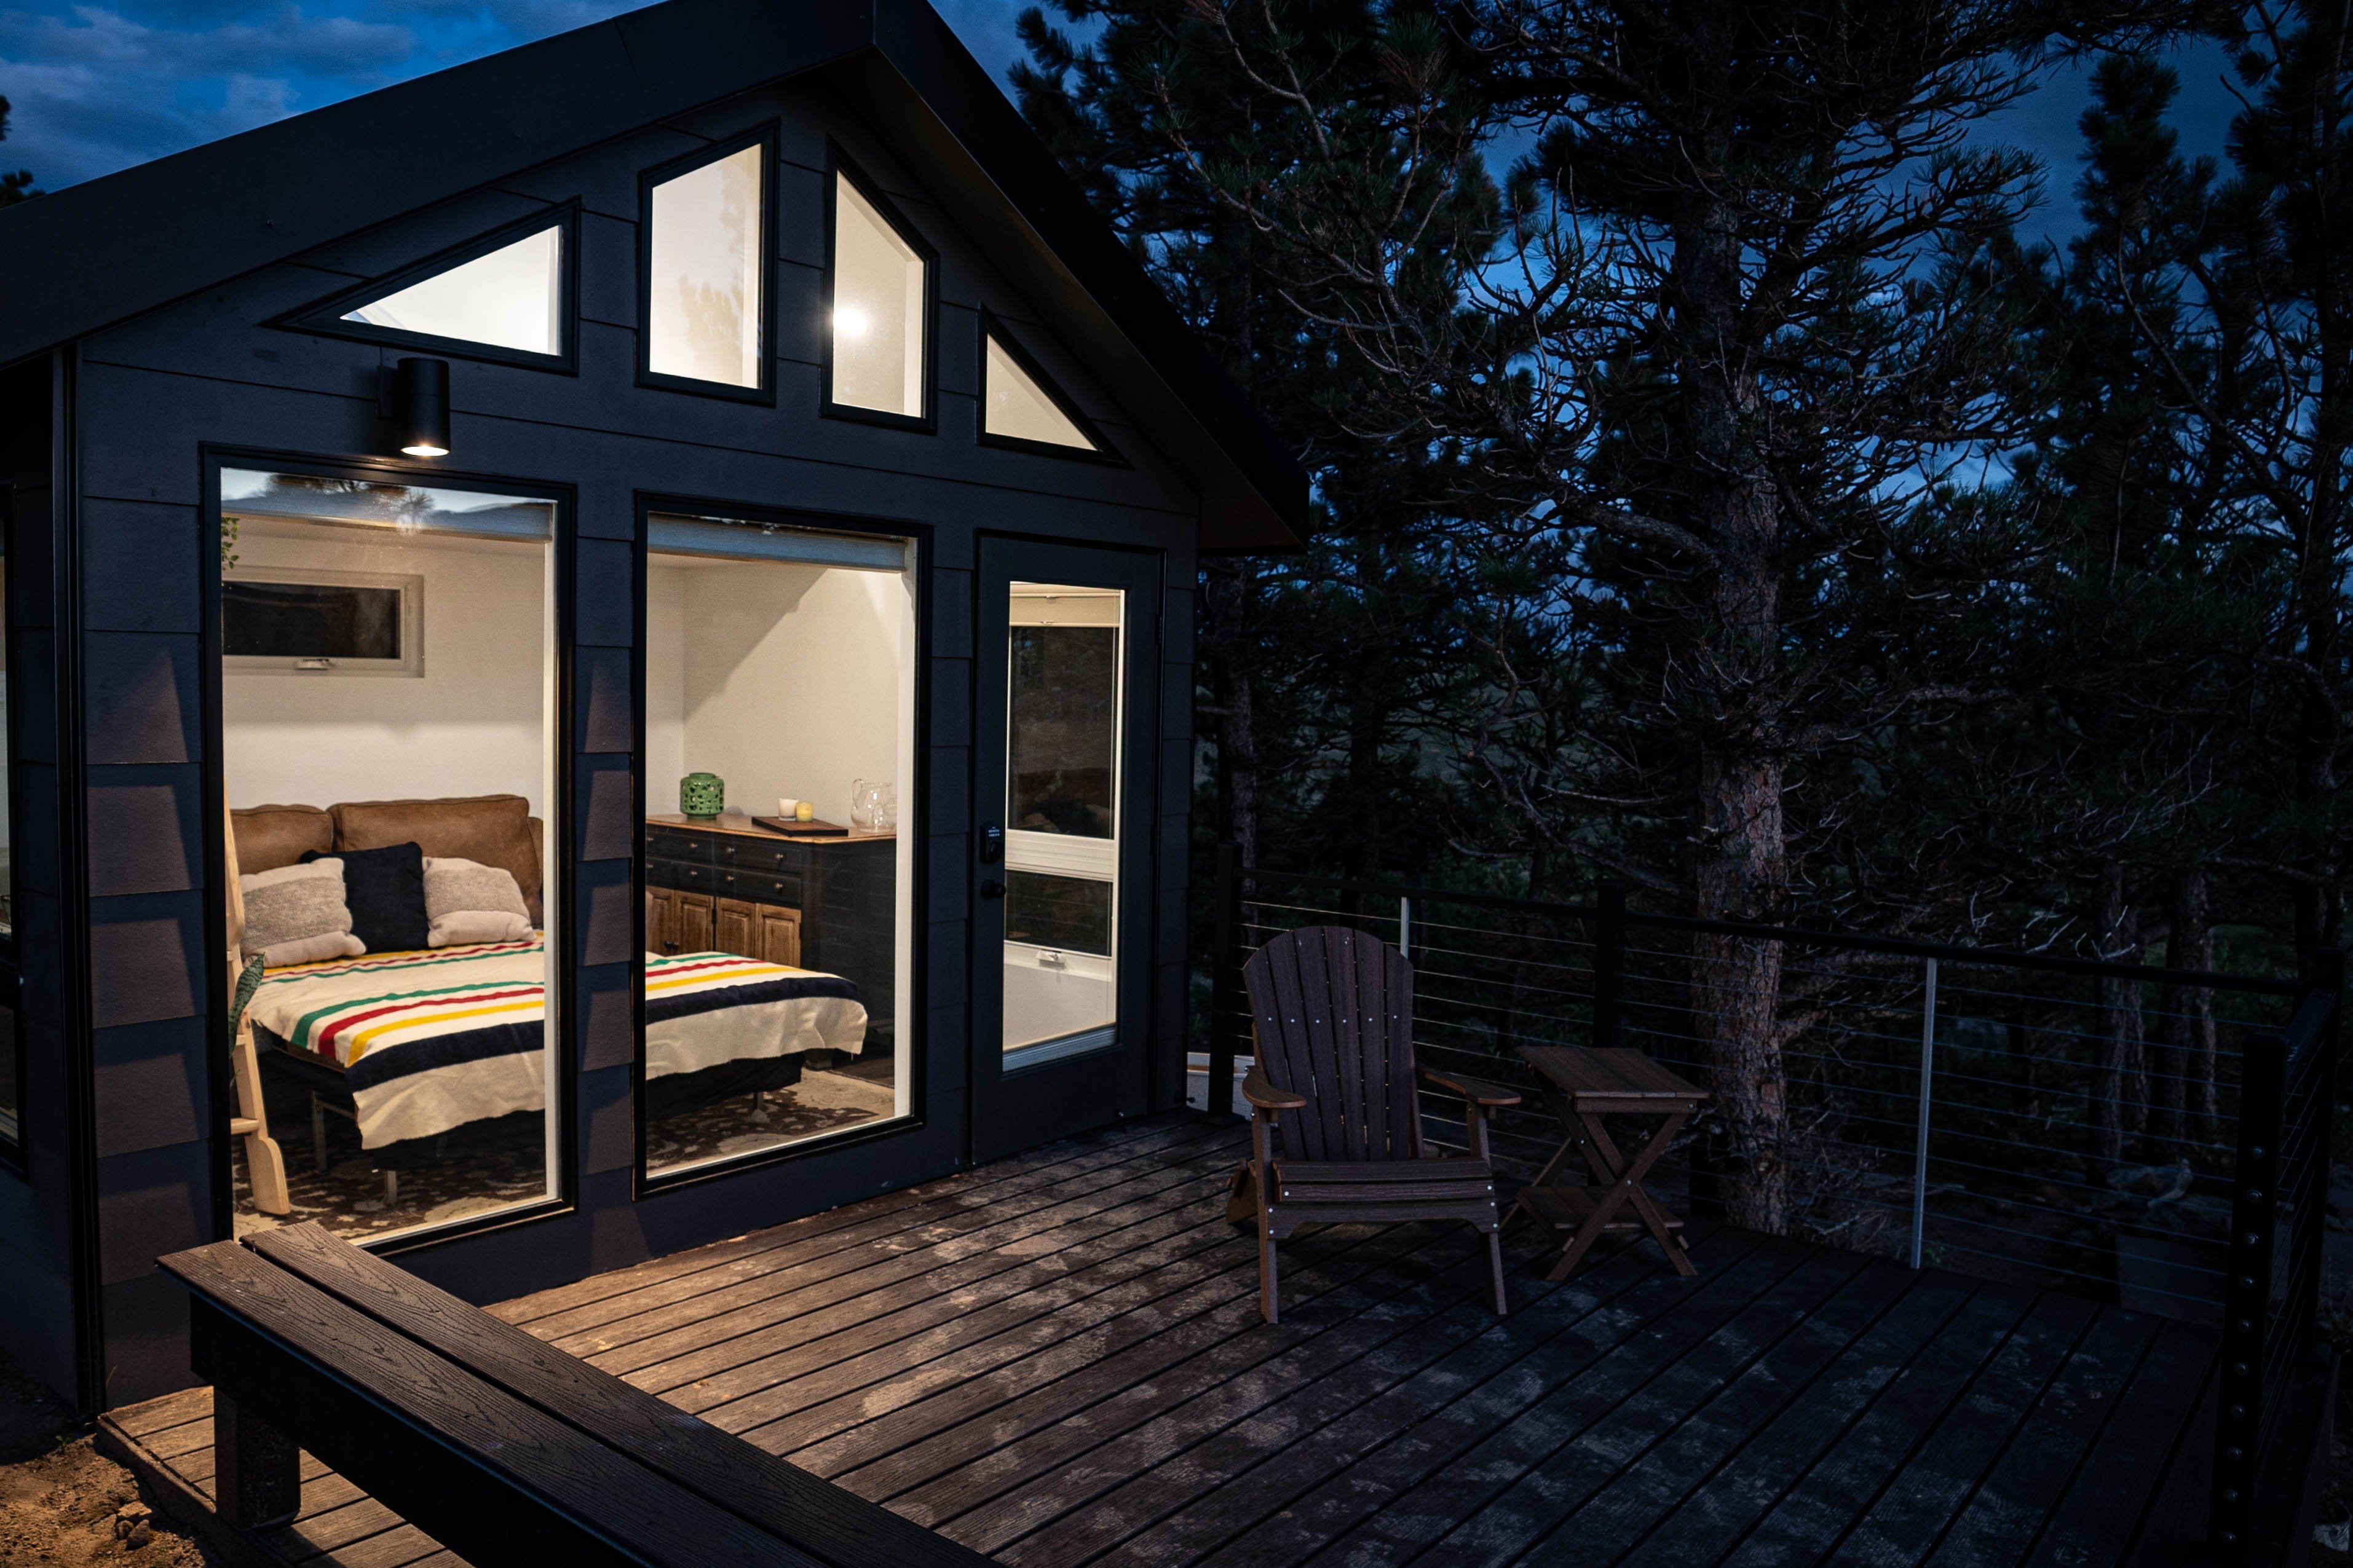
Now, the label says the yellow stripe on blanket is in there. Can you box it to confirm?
[646,964,802,994]
[346,998,547,1063]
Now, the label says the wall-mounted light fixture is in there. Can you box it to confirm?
[393,357,450,457]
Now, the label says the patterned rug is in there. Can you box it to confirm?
[231,1057,897,1242]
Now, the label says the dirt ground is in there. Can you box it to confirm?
[0,1352,215,1567]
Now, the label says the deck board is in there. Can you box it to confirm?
[98,1114,2280,1568]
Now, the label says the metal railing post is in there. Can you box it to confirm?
[1398,894,1412,959]
[1593,879,1625,1053]
[2212,1028,2286,1564]
[1910,958,1939,1270]
[1203,843,1242,1123]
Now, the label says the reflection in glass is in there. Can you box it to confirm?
[0,998,14,1148]
[831,173,927,417]
[642,518,916,1174]
[1003,585,1121,1062]
[221,468,556,1243]
[649,143,765,388]
[341,223,563,357]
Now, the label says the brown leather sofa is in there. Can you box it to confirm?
[231,794,546,926]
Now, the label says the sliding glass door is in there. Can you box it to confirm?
[971,538,1158,1160]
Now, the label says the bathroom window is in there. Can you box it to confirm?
[826,160,932,425]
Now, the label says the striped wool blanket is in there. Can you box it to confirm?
[248,938,867,1148]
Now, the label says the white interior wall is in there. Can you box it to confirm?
[644,557,905,826]
[222,521,548,816]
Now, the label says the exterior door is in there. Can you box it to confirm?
[971,538,1159,1160]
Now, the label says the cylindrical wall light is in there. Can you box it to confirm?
[395,357,451,457]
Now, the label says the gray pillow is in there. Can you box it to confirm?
[422,857,534,947]
[241,859,366,968]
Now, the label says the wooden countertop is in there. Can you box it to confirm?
[647,812,896,845]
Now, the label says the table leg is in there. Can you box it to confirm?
[1575,1107,1696,1277]
[1511,1082,1584,1232]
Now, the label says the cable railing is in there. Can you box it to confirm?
[1200,850,2336,1565]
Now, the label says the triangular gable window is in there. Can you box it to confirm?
[283,211,574,366]
[981,315,1112,459]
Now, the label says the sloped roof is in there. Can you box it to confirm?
[0,0,1303,549]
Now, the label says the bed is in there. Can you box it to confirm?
[247,936,868,1149]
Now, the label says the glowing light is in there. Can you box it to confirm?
[835,306,870,339]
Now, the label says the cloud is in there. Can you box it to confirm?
[0,0,1034,191]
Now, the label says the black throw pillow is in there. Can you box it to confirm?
[304,841,429,954]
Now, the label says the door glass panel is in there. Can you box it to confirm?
[1003,584,1121,1062]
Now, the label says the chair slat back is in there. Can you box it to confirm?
[1243,925,1419,1161]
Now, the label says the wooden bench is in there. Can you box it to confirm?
[157,1222,992,1568]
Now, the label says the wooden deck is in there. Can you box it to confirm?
[101,1114,2302,1567]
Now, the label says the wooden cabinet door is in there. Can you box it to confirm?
[646,886,673,954]
[757,905,802,969]
[714,896,759,958]
[674,892,714,955]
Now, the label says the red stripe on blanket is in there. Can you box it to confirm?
[315,985,545,1055]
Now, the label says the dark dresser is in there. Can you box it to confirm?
[644,814,898,1054]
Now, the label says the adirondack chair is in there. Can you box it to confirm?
[1225,924,1521,1322]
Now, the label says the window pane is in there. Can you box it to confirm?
[1005,870,1111,955]
[1003,584,1122,1060]
[342,224,563,356]
[223,473,556,1243]
[831,175,925,416]
[649,144,765,388]
[643,523,915,1175]
[223,581,403,661]
[986,333,1094,450]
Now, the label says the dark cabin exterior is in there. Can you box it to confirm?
[0,0,1303,1414]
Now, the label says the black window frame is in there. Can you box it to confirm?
[0,486,20,1176]
[976,309,1126,466]
[821,146,940,436]
[200,446,582,1253]
[275,205,585,374]
[630,490,933,1196]
[635,125,780,406]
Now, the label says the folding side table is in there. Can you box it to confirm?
[1514,1045,1706,1281]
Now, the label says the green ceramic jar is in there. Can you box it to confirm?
[679,771,725,819]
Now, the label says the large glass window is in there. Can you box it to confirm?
[647,141,766,389]
[1002,585,1122,1063]
[220,467,558,1243]
[339,223,564,358]
[829,170,928,419]
[643,512,915,1174]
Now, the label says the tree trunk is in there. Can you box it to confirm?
[1676,165,1791,1235]
[1204,559,1261,870]
[2158,864,2217,1144]
[2092,861,2147,1169]
[1692,750,1789,1233]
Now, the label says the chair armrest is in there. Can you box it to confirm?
[1420,1066,1522,1108]
[1242,1066,1308,1111]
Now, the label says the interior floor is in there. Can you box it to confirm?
[231,1055,897,1241]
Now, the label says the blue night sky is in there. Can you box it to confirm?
[0,0,2245,241]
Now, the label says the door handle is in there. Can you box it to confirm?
[979,823,1004,865]
[979,878,1006,900]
